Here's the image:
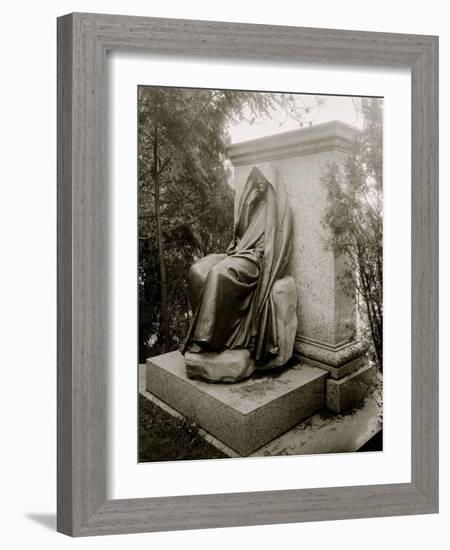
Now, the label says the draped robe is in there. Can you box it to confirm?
[181,166,293,365]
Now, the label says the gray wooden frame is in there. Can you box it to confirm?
[57,12,439,537]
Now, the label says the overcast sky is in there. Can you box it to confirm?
[227,93,372,144]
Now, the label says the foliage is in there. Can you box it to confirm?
[138,86,321,360]
[138,395,226,462]
[322,98,383,369]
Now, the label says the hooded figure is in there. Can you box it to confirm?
[181,165,293,365]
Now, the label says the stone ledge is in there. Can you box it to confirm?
[298,354,366,380]
[146,351,327,456]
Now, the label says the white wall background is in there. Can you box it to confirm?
[0,1,447,548]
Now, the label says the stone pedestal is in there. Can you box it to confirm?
[326,363,378,413]
[228,121,372,407]
[140,363,382,458]
[146,351,327,455]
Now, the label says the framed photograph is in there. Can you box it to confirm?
[57,13,438,536]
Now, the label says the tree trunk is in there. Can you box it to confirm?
[153,97,170,352]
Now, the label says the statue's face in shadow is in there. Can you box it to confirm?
[253,175,268,201]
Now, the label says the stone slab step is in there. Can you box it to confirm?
[146,351,327,455]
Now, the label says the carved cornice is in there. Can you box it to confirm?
[295,336,365,368]
[228,120,359,166]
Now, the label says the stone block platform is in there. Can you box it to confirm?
[326,363,378,413]
[146,351,327,456]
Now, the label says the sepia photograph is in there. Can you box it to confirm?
[138,85,383,462]
[50,7,439,539]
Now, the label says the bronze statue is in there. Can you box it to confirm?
[182,166,296,382]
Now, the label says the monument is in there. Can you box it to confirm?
[227,121,377,413]
[145,121,379,456]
